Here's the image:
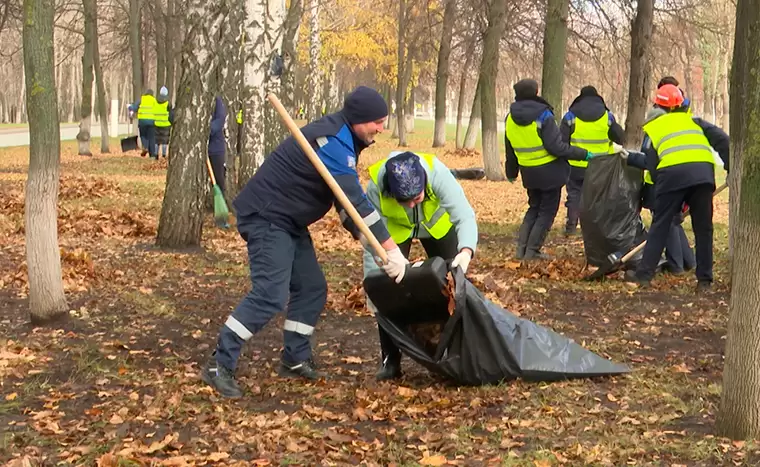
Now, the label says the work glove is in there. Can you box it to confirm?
[451,249,472,274]
[507,178,516,184]
[612,143,628,157]
[381,247,409,284]
[584,151,597,161]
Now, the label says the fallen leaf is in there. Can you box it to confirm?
[341,356,364,364]
[5,392,17,401]
[397,386,418,398]
[143,433,176,454]
[535,287,547,294]
[420,454,447,466]
[606,393,618,402]
[533,460,551,467]
[326,430,352,443]
[251,460,271,466]
[207,452,229,461]
[109,414,124,425]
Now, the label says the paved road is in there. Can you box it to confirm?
[0,123,132,148]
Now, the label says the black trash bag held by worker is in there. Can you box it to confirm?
[364,258,630,385]
[579,154,646,267]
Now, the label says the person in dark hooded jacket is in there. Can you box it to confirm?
[208,96,228,194]
[560,86,625,235]
[505,79,593,260]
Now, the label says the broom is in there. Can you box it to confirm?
[205,156,230,229]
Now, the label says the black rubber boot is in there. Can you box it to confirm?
[279,358,324,380]
[375,354,402,381]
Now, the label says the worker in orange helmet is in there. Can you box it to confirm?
[620,84,729,292]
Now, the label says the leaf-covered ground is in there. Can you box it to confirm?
[0,122,743,466]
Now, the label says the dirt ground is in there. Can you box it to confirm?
[0,128,745,466]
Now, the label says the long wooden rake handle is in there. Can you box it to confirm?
[205,156,218,186]
[266,93,388,263]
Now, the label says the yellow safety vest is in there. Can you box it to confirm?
[236,109,243,124]
[643,170,653,185]
[505,114,556,167]
[568,112,613,168]
[368,152,453,244]
[137,94,157,120]
[642,112,715,170]
[154,101,171,127]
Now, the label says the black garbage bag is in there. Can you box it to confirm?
[364,258,630,385]
[579,153,646,267]
[450,168,485,180]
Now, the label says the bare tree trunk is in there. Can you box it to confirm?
[721,45,731,131]
[280,0,302,115]
[129,0,143,135]
[23,0,68,324]
[432,0,456,147]
[455,41,475,149]
[479,0,507,180]
[165,0,175,95]
[395,0,408,146]
[718,1,760,439]
[156,0,224,248]
[623,0,653,147]
[306,0,321,120]
[221,0,246,202]
[155,0,166,88]
[90,0,109,153]
[77,0,95,157]
[540,0,570,112]
[463,78,481,149]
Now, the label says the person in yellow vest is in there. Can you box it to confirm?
[504,79,593,261]
[622,84,729,291]
[135,89,158,158]
[154,86,173,159]
[560,86,625,236]
[363,150,478,380]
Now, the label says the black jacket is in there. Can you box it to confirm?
[560,95,625,180]
[504,97,587,190]
[638,110,730,196]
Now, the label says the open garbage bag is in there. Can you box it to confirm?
[579,153,646,267]
[365,258,630,385]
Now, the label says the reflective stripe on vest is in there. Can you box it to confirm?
[644,170,653,185]
[368,152,453,244]
[154,101,171,127]
[568,112,613,168]
[505,114,556,167]
[642,112,715,170]
[137,94,157,120]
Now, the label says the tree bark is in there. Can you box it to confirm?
[478,0,507,180]
[463,78,481,149]
[395,0,408,147]
[156,0,224,248]
[280,0,302,117]
[129,0,143,135]
[23,0,68,324]
[721,45,731,131]
[455,40,475,149]
[155,0,166,89]
[165,0,175,95]
[540,0,570,112]
[432,0,456,147]
[307,0,321,120]
[623,0,653,147]
[717,0,760,439]
[90,0,109,153]
[77,0,95,156]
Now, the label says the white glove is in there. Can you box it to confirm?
[381,247,409,284]
[612,143,628,157]
[451,249,472,274]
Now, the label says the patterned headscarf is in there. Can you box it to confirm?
[385,152,426,201]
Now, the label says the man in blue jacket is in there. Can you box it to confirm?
[202,86,409,398]
[505,79,593,261]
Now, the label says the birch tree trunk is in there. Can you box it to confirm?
[306,0,321,120]
[623,0,653,147]
[23,0,68,324]
[156,0,225,248]
[540,0,570,112]
[479,0,507,180]
[717,0,760,439]
[77,0,95,157]
[89,0,109,153]
[432,0,456,147]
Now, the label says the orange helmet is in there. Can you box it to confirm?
[654,84,684,108]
